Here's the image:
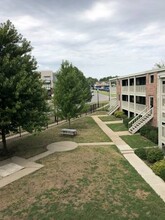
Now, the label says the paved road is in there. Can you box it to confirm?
[90,90,109,104]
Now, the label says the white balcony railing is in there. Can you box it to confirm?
[121,85,146,94]
[162,126,165,138]
[163,84,165,94]
[122,86,128,92]
[130,86,134,92]
[135,103,146,112]
[129,102,134,110]
[122,101,128,109]
[136,85,146,93]
[110,87,117,94]
[162,113,165,122]
[121,101,146,112]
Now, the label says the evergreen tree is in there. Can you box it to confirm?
[54,61,91,126]
[0,20,49,153]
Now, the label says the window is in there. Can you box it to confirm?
[150,75,154,83]
[130,96,134,102]
[136,96,146,105]
[122,95,128,101]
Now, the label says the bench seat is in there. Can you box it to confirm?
[61,128,77,136]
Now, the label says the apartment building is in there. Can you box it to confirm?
[109,68,165,148]
[40,70,56,96]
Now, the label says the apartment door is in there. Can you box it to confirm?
[149,96,154,108]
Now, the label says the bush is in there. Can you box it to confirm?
[123,117,133,128]
[140,125,158,144]
[114,110,126,119]
[152,160,165,181]
[135,148,147,160]
[146,148,164,163]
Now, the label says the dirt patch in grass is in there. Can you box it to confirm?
[135,189,150,200]
[1,145,165,220]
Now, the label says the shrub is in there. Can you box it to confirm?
[135,148,147,160]
[123,117,133,128]
[146,148,164,163]
[140,125,158,144]
[149,129,158,144]
[114,110,126,119]
[152,160,165,181]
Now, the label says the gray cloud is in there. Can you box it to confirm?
[0,0,165,79]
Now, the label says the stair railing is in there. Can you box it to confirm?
[128,107,147,127]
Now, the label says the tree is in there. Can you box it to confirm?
[154,60,165,69]
[0,20,49,153]
[86,77,98,88]
[99,76,118,82]
[54,61,91,126]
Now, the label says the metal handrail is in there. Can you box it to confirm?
[128,107,147,125]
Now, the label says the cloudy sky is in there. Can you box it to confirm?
[1,0,165,79]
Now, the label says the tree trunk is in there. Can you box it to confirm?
[1,128,8,153]
[68,118,71,128]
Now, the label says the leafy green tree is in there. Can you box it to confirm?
[54,61,91,126]
[87,77,98,88]
[99,76,118,82]
[0,20,49,153]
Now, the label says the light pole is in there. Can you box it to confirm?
[97,89,99,108]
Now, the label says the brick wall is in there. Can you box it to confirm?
[116,79,122,110]
[146,72,158,127]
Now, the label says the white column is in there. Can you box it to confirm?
[128,78,130,118]
[134,76,136,116]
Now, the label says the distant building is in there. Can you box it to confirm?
[39,70,56,96]
[94,81,109,91]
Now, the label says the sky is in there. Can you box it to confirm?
[0,0,165,79]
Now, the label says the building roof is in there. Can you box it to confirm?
[109,68,165,81]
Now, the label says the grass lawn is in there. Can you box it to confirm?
[0,116,111,160]
[98,90,109,96]
[107,123,128,131]
[99,115,122,122]
[1,145,165,220]
[121,134,156,149]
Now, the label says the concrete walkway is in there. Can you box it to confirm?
[0,141,78,188]
[92,115,165,202]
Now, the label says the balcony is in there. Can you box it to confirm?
[121,85,146,94]
[121,101,146,113]
[163,84,165,94]
[135,103,146,112]
[122,101,128,109]
[110,87,117,94]
[136,85,146,94]
[162,125,165,138]
[129,102,134,111]
[130,86,134,93]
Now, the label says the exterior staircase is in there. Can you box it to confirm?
[129,107,154,134]
[109,98,119,115]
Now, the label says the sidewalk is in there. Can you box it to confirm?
[92,115,165,202]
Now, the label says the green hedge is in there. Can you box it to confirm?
[152,160,165,181]
[123,117,133,128]
[134,148,147,160]
[146,148,164,163]
[114,110,126,119]
[140,125,158,144]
